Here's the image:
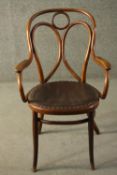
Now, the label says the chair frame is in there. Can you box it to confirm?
[15,8,111,172]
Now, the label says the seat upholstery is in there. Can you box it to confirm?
[28,81,99,114]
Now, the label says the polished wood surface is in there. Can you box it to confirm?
[16,8,111,101]
[28,81,99,115]
[15,8,111,172]
[38,113,44,134]
[32,111,38,172]
[88,111,95,170]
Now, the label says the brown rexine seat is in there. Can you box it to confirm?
[15,8,111,172]
[28,81,99,115]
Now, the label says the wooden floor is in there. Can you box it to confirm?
[0,79,117,175]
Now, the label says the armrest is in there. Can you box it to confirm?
[93,56,111,70]
[16,73,27,102]
[15,55,33,102]
[92,55,111,99]
[15,59,32,73]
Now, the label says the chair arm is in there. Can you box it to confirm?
[16,73,28,102]
[15,59,32,73]
[92,55,111,99]
[15,55,33,102]
[93,56,111,70]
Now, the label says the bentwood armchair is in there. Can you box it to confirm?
[15,8,111,172]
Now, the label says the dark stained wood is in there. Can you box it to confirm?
[93,121,100,135]
[32,111,38,172]
[88,110,95,170]
[38,113,44,134]
[41,118,88,125]
[28,81,99,115]
[15,8,111,172]
[87,111,100,135]
[93,111,100,135]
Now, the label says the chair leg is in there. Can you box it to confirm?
[93,111,100,135]
[88,111,95,170]
[88,112,100,135]
[93,120,100,135]
[32,111,38,172]
[38,114,44,134]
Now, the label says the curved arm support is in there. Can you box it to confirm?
[100,70,109,99]
[15,54,33,102]
[15,53,33,73]
[92,54,111,99]
[16,73,27,102]
[92,56,111,71]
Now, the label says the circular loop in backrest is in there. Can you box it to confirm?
[52,12,70,30]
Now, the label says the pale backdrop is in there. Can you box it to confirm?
[0,0,116,82]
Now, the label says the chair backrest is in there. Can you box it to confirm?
[26,8,96,83]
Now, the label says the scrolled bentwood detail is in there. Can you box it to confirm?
[15,8,111,172]
[52,11,70,30]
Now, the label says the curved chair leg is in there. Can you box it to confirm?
[88,110,95,170]
[38,114,44,134]
[32,111,38,172]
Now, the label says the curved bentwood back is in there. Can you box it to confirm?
[27,8,96,83]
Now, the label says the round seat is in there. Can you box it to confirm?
[27,81,99,115]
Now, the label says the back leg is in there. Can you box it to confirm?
[93,120,100,135]
[93,111,100,135]
[87,111,100,135]
[38,114,44,134]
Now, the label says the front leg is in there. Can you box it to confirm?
[88,110,95,170]
[32,111,39,172]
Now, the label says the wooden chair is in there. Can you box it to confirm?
[15,8,111,172]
